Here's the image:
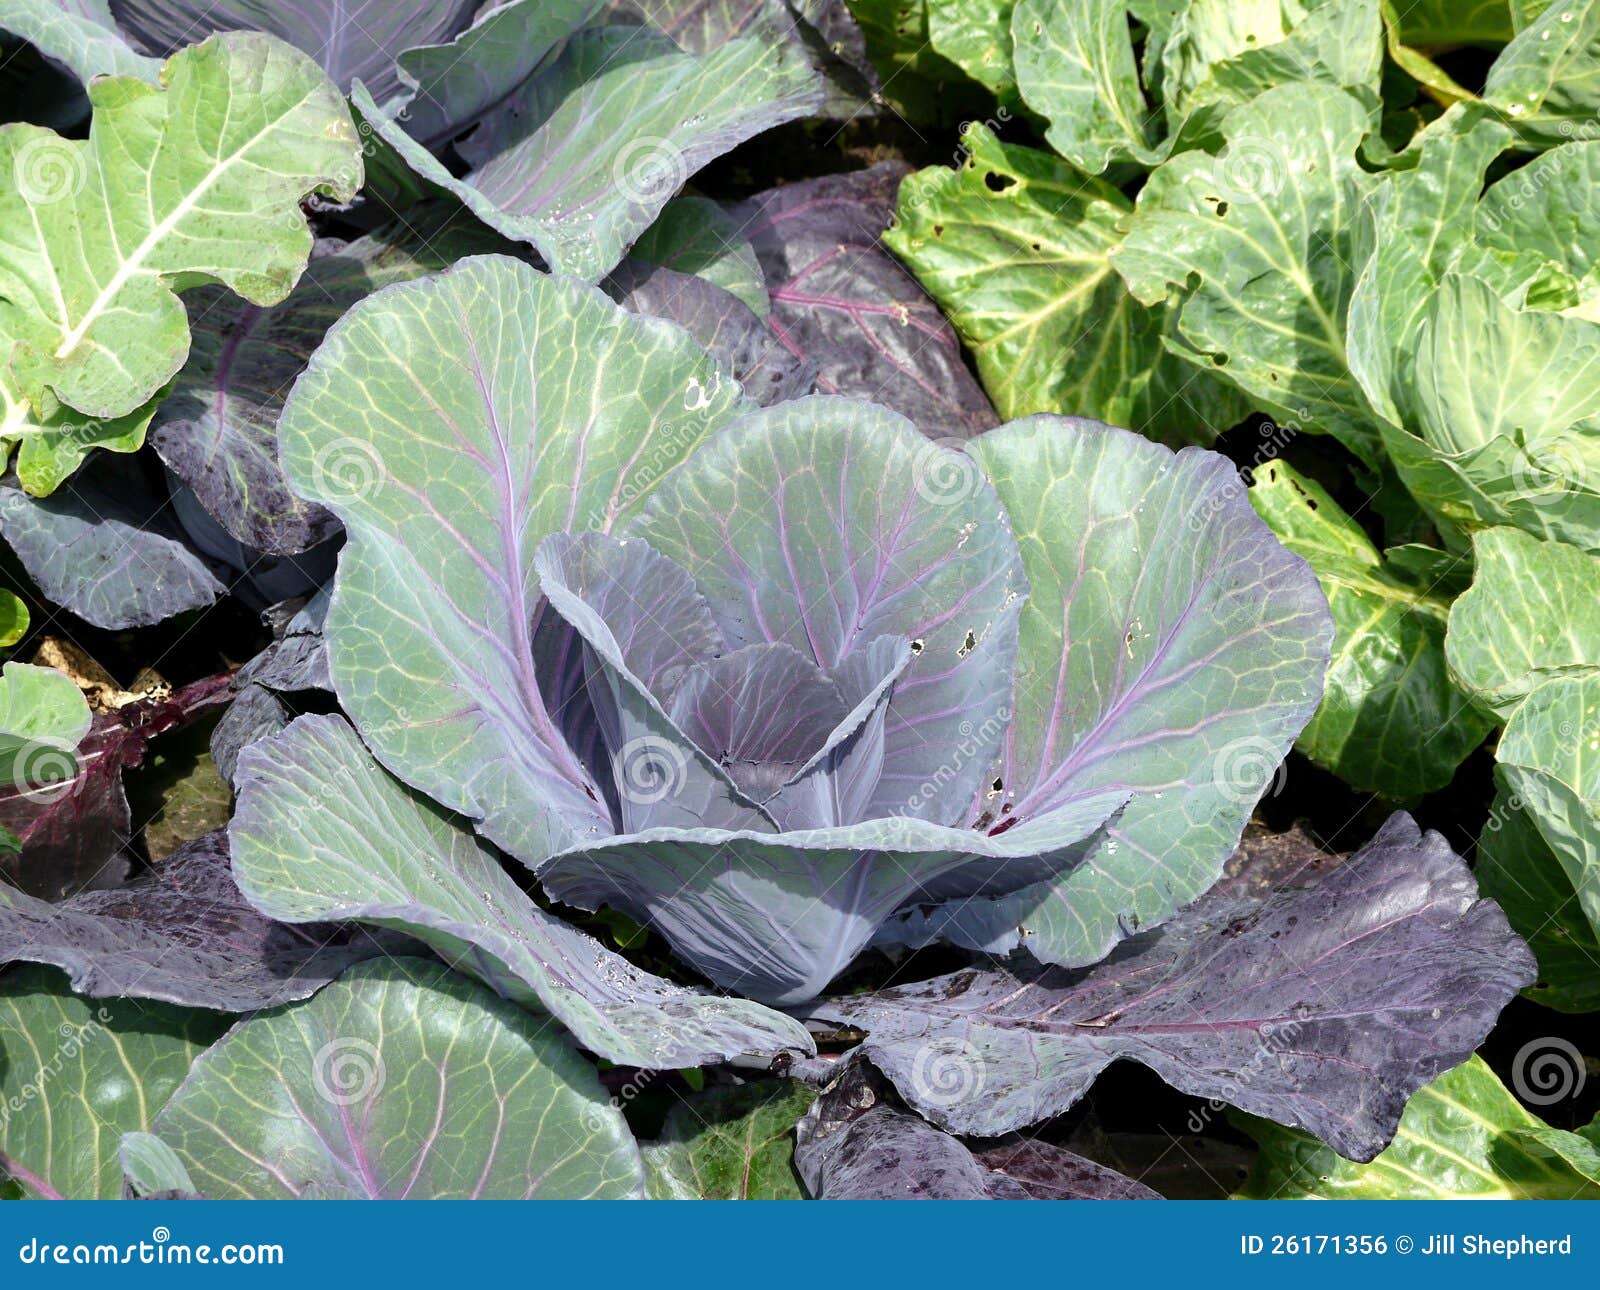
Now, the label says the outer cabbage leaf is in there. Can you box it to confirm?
[149,957,646,1199]
[601,0,879,118]
[814,815,1534,1161]
[1406,275,1600,528]
[277,257,748,864]
[604,260,814,406]
[1492,673,1600,967]
[631,196,768,317]
[972,1139,1163,1200]
[0,589,25,651]
[1390,0,1517,45]
[0,829,400,1011]
[149,216,514,554]
[107,0,606,144]
[1349,113,1600,550]
[1447,527,1600,718]
[844,0,975,121]
[792,1057,1023,1198]
[107,0,479,102]
[890,417,1330,965]
[1010,0,1166,173]
[928,0,1020,99]
[0,459,227,629]
[1113,83,1385,464]
[118,1132,199,1200]
[1238,1057,1600,1198]
[382,0,603,146]
[1251,459,1490,796]
[885,124,1246,445]
[230,714,815,1067]
[1380,0,1484,103]
[1484,0,1600,149]
[1474,138,1600,279]
[1478,781,1600,1013]
[0,0,160,85]
[0,384,159,498]
[1155,0,1383,135]
[540,799,1125,1005]
[792,1056,1157,1198]
[0,658,90,792]
[0,33,362,485]
[356,28,821,281]
[1012,0,1382,174]
[1345,107,1510,436]
[0,965,225,1199]
[731,163,998,441]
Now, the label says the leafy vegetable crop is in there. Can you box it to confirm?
[0,0,1595,1202]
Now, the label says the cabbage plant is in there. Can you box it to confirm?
[240,253,1338,1005]
[0,254,1504,1199]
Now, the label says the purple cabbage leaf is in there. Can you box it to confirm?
[809,815,1535,1161]
[0,829,405,1011]
[0,447,229,632]
[792,1057,1159,1198]
[731,163,1000,441]
[150,214,514,556]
